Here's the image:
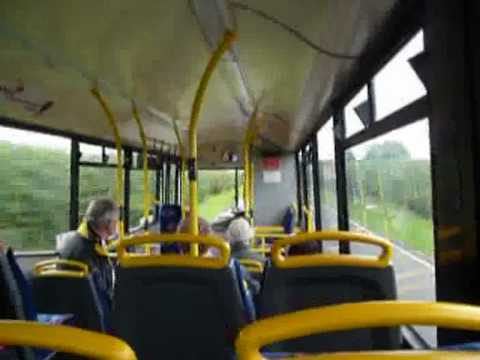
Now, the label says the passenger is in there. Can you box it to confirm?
[159,204,183,254]
[58,198,116,316]
[226,217,264,263]
[288,240,321,255]
[177,215,212,256]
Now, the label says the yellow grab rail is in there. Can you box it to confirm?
[188,31,236,255]
[34,259,89,277]
[239,259,264,273]
[243,106,259,221]
[90,87,124,240]
[271,231,392,268]
[236,301,480,360]
[303,206,314,233]
[116,233,230,269]
[0,320,136,360]
[132,101,150,229]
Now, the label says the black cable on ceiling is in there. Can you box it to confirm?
[230,2,360,60]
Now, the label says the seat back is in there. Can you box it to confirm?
[31,259,106,332]
[0,252,34,360]
[113,233,249,360]
[259,231,400,353]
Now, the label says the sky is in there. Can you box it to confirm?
[317,31,430,160]
[0,32,428,160]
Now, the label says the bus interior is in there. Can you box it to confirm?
[1,0,480,359]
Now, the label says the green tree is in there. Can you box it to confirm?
[364,141,411,160]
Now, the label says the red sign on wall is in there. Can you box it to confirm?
[262,157,280,171]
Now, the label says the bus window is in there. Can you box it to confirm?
[79,143,119,165]
[130,169,156,227]
[316,118,339,252]
[346,119,435,345]
[317,118,338,230]
[198,170,238,222]
[345,86,368,137]
[374,31,426,120]
[0,126,70,250]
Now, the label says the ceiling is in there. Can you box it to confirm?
[0,0,400,167]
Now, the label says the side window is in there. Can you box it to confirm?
[316,118,338,230]
[198,170,237,222]
[0,126,70,250]
[344,30,435,346]
[78,143,116,220]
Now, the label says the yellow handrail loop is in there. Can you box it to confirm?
[271,231,393,268]
[236,301,480,360]
[34,259,89,278]
[0,320,136,360]
[116,233,230,269]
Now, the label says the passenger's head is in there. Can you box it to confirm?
[178,216,212,255]
[226,217,253,246]
[85,198,119,239]
[160,204,182,233]
[288,241,321,256]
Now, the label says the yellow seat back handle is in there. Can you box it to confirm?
[235,301,480,360]
[0,320,136,360]
[34,259,89,278]
[271,231,393,268]
[116,233,230,269]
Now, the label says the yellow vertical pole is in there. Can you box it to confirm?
[132,102,150,229]
[188,31,237,255]
[243,106,258,222]
[243,142,251,218]
[90,88,124,240]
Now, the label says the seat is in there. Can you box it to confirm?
[112,233,250,360]
[31,259,107,332]
[258,231,400,353]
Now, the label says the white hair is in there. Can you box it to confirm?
[85,198,119,230]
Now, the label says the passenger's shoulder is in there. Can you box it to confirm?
[58,231,92,256]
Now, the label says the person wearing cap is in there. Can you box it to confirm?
[225,217,264,263]
[58,198,117,323]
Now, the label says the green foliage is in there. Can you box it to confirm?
[364,141,411,160]
[0,140,237,250]
[345,156,434,254]
[0,141,70,250]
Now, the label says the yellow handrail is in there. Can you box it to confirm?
[243,106,258,221]
[236,301,480,360]
[132,101,150,229]
[0,320,136,360]
[34,259,89,277]
[271,231,393,268]
[90,87,124,240]
[239,259,264,273]
[255,226,301,234]
[188,31,237,255]
[303,206,314,233]
[116,233,230,269]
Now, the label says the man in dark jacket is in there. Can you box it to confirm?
[58,198,118,318]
